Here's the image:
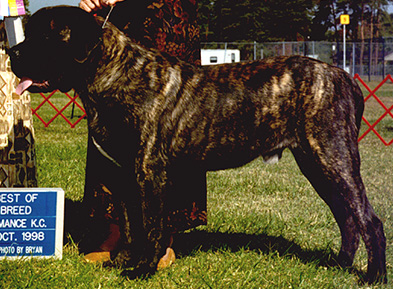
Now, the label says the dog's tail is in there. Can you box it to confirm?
[350,76,365,132]
[338,69,364,133]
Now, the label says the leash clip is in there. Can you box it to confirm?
[102,5,114,28]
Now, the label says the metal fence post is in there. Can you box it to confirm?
[352,42,355,76]
[254,41,257,60]
[224,42,227,63]
[201,40,393,78]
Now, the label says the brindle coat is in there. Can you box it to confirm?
[9,6,386,283]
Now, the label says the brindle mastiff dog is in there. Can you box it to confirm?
[9,6,386,283]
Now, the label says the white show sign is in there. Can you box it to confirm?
[0,188,64,259]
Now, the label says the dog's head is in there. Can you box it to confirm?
[9,6,102,94]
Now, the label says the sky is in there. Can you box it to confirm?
[24,1,393,15]
[28,0,80,13]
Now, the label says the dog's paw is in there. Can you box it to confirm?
[366,269,387,284]
[84,251,111,263]
[102,249,136,268]
[121,265,155,280]
[157,247,176,270]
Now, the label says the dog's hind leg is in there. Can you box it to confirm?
[291,147,360,265]
[290,141,386,284]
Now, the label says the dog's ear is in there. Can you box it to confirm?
[67,8,103,63]
[28,6,102,64]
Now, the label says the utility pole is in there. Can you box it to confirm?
[340,14,350,73]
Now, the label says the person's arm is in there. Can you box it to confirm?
[79,0,125,13]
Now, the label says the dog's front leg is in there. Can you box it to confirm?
[120,156,170,278]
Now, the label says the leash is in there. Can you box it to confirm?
[75,6,115,64]
[102,5,114,28]
[88,5,123,162]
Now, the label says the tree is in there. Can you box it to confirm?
[330,0,393,72]
[310,0,336,41]
[22,0,30,27]
[24,0,29,13]
[310,0,393,40]
[198,0,314,42]
[262,0,314,41]
[199,0,393,42]
[198,0,216,41]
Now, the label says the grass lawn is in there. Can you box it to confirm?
[1,82,393,288]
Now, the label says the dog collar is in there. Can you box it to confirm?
[92,136,122,167]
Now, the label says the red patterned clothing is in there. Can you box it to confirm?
[86,0,206,238]
[98,0,200,65]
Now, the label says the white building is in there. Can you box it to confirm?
[201,49,240,65]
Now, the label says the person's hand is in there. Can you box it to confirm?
[79,0,125,13]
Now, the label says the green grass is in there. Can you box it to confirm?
[1,87,393,288]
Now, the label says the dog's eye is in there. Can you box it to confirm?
[41,34,50,41]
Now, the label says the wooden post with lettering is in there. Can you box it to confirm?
[0,1,37,187]
[0,48,37,187]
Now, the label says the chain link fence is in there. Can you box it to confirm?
[201,38,393,81]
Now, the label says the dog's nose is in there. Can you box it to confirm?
[7,47,16,57]
[7,46,21,60]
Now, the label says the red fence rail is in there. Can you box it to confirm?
[354,74,393,146]
[31,75,393,145]
[32,90,86,128]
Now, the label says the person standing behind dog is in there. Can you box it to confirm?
[80,0,201,65]
[78,0,206,268]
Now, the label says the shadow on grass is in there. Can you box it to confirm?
[63,198,366,283]
[63,199,108,254]
[173,230,366,282]
[174,230,330,264]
